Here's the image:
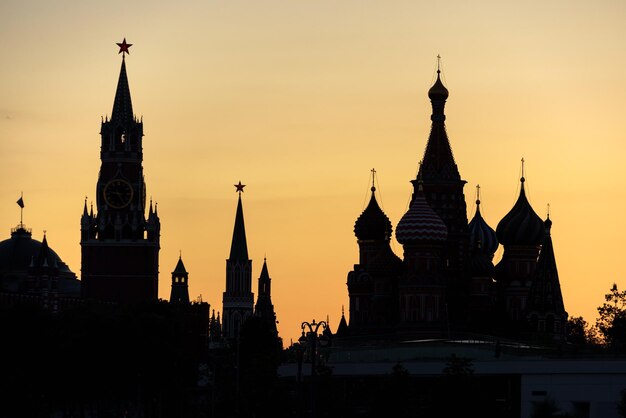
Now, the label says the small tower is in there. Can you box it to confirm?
[347,169,399,333]
[170,254,190,304]
[222,182,254,340]
[526,214,568,342]
[396,178,449,337]
[254,258,277,333]
[495,162,544,326]
[467,185,499,330]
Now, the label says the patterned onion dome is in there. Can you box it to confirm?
[468,194,499,255]
[396,185,448,244]
[428,70,449,101]
[496,177,544,246]
[354,186,392,241]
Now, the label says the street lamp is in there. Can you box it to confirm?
[299,319,328,376]
[298,319,328,417]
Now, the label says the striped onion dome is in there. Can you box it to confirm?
[468,193,499,255]
[395,185,448,244]
[354,186,392,241]
[496,177,544,246]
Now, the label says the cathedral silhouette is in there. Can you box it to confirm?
[344,63,567,343]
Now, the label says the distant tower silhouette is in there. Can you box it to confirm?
[467,185,499,330]
[396,179,449,336]
[347,169,402,334]
[412,59,470,329]
[254,258,277,333]
[526,214,568,341]
[81,40,160,303]
[170,254,190,304]
[495,164,544,325]
[222,182,254,339]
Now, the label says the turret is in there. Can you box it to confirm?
[170,254,190,304]
[222,182,254,339]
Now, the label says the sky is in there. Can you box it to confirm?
[2,0,626,345]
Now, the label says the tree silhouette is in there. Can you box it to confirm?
[597,283,626,350]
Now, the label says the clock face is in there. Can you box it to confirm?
[104,179,134,209]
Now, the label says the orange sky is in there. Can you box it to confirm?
[2,0,626,345]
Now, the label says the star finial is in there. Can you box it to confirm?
[117,38,132,56]
[234,181,246,193]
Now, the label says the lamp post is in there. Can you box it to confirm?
[298,319,327,417]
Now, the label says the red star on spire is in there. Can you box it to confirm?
[116,38,132,55]
[234,181,246,193]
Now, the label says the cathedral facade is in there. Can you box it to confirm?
[347,67,567,343]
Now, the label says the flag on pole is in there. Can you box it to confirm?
[17,197,24,208]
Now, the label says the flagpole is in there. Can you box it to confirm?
[20,192,23,228]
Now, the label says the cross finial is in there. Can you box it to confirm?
[547,203,550,219]
[521,157,526,183]
[476,184,481,205]
[437,54,441,73]
[371,168,376,192]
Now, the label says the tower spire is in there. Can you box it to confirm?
[229,182,249,261]
[111,39,134,124]
[418,56,458,183]
[223,181,254,340]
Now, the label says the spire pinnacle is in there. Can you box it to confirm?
[521,157,526,183]
[116,38,132,56]
[437,54,441,73]
[370,168,376,192]
[229,186,249,261]
[111,48,134,123]
[476,184,481,205]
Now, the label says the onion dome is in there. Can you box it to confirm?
[468,187,499,255]
[428,69,449,102]
[496,176,544,246]
[354,185,392,241]
[396,185,448,244]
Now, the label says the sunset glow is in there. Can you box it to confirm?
[2,0,626,344]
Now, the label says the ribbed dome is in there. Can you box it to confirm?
[496,178,544,246]
[396,186,448,244]
[354,187,392,241]
[468,197,499,255]
[428,71,449,101]
[0,226,76,280]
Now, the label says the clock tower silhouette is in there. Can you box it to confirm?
[80,40,160,303]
